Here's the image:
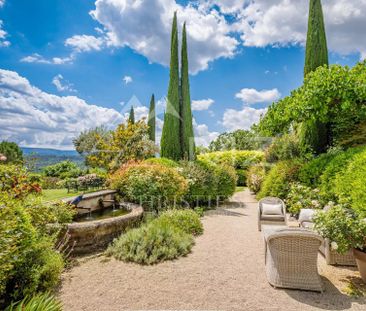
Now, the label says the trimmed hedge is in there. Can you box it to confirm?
[109,162,187,210]
[198,150,263,186]
[257,159,303,200]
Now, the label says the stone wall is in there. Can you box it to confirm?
[66,200,143,255]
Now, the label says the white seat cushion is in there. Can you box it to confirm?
[262,203,283,215]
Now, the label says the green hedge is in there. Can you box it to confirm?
[198,150,264,186]
[257,159,303,200]
[334,151,366,217]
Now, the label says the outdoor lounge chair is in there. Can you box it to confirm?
[264,227,324,292]
[258,197,287,231]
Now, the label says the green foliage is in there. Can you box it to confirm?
[298,151,338,187]
[179,160,237,204]
[148,94,156,142]
[198,150,264,170]
[161,12,181,160]
[0,165,41,198]
[5,293,62,311]
[246,164,267,193]
[43,160,82,179]
[298,119,330,155]
[334,150,366,217]
[286,183,325,216]
[259,62,366,150]
[265,133,301,163]
[236,169,246,186]
[109,162,187,210]
[143,157,179,168]
[129,106,135,124]
[313,205,366,254]
[209,130,262,151]
[0,141,23,164]
[257,159,303,200]
[0,194,72,304]
[180,23,195,161]
[304,0,328,76]
[106,214,194,265]
[77,121,156,171]
[154,209,203,236]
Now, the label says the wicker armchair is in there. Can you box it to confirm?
[264,228,324,292]
[258,197,287,231]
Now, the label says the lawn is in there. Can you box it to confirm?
[235,186,246,193]
[42,188,87,201]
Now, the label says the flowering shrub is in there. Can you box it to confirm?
[77,173,105,188]
[0,164,41,198]
[109,162,188,210]
[246,164,267,193]
[286,183,325,216]
[313,205,366,254]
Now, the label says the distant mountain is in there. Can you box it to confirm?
[21,147,84,171]
[21,147,79,156]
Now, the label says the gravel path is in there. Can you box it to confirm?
[59,190,366,310]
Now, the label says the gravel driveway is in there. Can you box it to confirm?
[59,190,366,311]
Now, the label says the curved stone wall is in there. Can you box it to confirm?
[67,202,143,255]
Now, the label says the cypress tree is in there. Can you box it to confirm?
[301,0,329,154]
[180,22,195,160]
[160,12,181,160]
[304,0,328,76]
[148,94,156,142]
[128,106,135,124]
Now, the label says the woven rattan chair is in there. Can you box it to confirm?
[264,228,324,292]
[258,197,287,231]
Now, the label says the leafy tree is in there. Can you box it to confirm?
[148,94,156,142]
[78,121,157,170]
[180,22,195,160]
[129,106,135,124]
[302,0,330,154]
[209,130,262,151]
[259,62,366,151]
[0,141,23,164]
[161,12,181,160]
[73,126,112,166]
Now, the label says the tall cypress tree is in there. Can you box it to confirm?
[148,94,156,142]
[180,22,195,160]
[304,0,328,76]
[160,12,181,160]
[129,106,135,124]
[301,0,329,154]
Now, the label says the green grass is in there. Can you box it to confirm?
[235,186,246,193]
[42,189,85,201]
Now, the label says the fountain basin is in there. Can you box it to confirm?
[64,190,143,255]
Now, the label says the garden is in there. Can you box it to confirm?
[1,1,366,310]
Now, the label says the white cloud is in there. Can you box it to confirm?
[123,76,133,85]
[234,0,366,59]
[192,98,214,111]
[193,119,219,147]
[235,88,281,104]
[90,0,238,74]
[0,1,4,8]
[0,69,123,149]
[65,34,105,52]
[206,0,245,14]
[20,53,73,65]
[52,74,76,92]
[0,20,10,47]
[222,106,267,131]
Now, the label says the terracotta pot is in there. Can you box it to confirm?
[353,248,366,283]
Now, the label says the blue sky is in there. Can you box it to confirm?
[0,0,364,149]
